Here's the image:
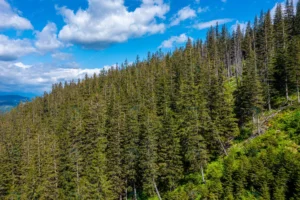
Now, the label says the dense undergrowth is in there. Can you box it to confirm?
[164,106,300,200]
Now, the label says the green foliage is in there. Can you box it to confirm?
[166,107,300,200]
[1,3,300,199]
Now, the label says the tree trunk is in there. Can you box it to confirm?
[257,116,260,135]
[201,165,206,184]
[285,75,289,102]
[125,179,128,200]
[267,83,272,111]
[216,132,228,156]
[153,177,162,200]
[265,27,272,111]
[297,77,300,103]
[134,183,137,200]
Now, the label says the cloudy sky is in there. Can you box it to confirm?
[0,0,296,97]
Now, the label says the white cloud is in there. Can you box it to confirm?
[198,6,209,13]
[193,18,233,30]
[159,33,190,49]
[0,61,102,93]
[231,21,248,33]
[51,52,73,60]
[0,34,36,61]
[103,63,117,71]
[170,6,196,26]
[35,22,63,52]
[57,0,170,49]
[0,0,33,30]
[14,62,31,69]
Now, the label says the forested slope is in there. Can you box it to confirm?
[1,1,300,199]
[166,106,300,200]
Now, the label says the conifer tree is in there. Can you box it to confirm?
[285,0,295,38]
[264,10,275,110]
[274,3,290,101]
[106,87,125,199]
[122,107,139,199]
[138,106,160,197]
[157,107,183,192]
[235,49,264,127]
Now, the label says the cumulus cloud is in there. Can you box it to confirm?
[159,33,190,49]
[51,52,73,61]
[14,62,32,69]
[0,0,33,30]
[57,0,170,50]
[35,22,63,52]
[0,61,102,93]
[103,63,118,71]
[170,6,196,26]
[0,35,36,61]
[193,18,233,30]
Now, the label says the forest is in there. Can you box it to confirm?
[0,1,300,199]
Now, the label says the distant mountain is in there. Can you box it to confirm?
[0,95,29,113]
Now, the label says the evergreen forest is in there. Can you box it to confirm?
[1,1,300,199]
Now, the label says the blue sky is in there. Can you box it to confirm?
[0,0,296,97]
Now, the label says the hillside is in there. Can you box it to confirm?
[0,1,300,199]
[165,106,300,199]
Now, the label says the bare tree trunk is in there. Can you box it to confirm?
[267,83,272,111]
[285,75,289,102]
[125,179,128,200]
[297,77,300,103]
[282,18,289,103]
[265,26,272,111]
[257,116,260,135]
[216,129,228,156]
[153,177,162,200]
[201,165,206,184]
[217,136,228,156]
[134,183,137,200]
[234,35,239,85]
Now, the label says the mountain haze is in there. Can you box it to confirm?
[0,95,29,113]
